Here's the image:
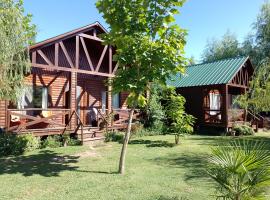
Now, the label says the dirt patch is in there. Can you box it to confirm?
[74,150,100,159]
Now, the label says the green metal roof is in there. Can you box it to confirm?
[167,56,249,88]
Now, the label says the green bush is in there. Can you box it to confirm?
[41,135,62,148]
[143,85,165,132]
[68,138,81,146]
[105,131,124,143]
[232,124,254,136]
[0,133,40,156]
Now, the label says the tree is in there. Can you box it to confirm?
[207,140,270,200]
[236,61,270,114]
[202,31,243,63]
[0,0,36,100]
[96,0,187,174]
[253,1,270,65]
[161,86,195,144]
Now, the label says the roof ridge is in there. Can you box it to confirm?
[188,56,248,68]
[30,21,107,50]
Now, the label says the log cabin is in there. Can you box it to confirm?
[167,56,264,132]
[0,22,137,143]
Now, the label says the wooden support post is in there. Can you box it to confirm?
[81,126,84,145]
[222,84,229,128]
[75,36,79,69]
[107,78,112,126]
[109,46,112,74]
[70,72,77,130]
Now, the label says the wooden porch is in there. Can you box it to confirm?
[6,107,140,144]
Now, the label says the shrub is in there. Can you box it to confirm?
[18,133,40,151]
[0,133,40,156]
[41,135,62,148]
[68,138,81,146]
[143,84,165,133]
[232,124,254,136]
[105,131,124,143]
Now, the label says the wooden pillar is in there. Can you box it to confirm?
[222,84,229,128]
[107,78,112,126]
[70,71,77,129]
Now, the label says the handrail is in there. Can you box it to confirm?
[8,108,71,111]
[247,110,261,121]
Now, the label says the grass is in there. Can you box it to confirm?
[0,132,270,200]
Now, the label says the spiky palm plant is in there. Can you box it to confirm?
[207,140,270,200]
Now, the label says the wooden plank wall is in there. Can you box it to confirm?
[0,100,7,128]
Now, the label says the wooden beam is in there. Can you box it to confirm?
[78,33,103,42]
[227,83,248,89]
[37,50,53,65]
[113,62,119,74]
[32,51,37,63]
[31,63,114,77]
[76,36,79,69]
[55,43,59,66]
[109,46,112,74]
[93,29,97,37]
[80,37,94,71]
[96,45,108,72]
[59,41,74,68]
[47,72,64,87]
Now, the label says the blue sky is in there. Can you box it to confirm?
[24,0,265,62]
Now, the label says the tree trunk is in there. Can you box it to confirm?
[118,108,135,174]
[175,134,180,144]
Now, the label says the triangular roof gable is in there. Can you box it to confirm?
[30,21,107,50]
[167,56,252,88]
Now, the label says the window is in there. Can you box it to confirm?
[209,90,221,115]
[112,93,120,109]
[231,95,240,109]
[18,86,49,109]
[101,91,107,113]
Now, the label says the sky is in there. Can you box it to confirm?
[24,0,266,62]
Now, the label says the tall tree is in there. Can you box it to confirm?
[96,0,187,174]
[236,61,270,114]
[0,0,36,100]
[254,2,270,61]
[201,31,243,62]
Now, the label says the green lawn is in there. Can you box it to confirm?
[1,132,270,200]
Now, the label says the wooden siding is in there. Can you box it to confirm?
[120,92,129,109]
[0,100,7,128]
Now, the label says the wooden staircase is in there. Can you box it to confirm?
[77,126,105,144]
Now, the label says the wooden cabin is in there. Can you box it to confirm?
[0,22,135,143]
[167,56,258,132]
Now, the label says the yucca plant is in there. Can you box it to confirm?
[207,140,270,200]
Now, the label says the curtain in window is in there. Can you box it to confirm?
[17,86,33,109]
[101,91,107,113]
[42,87,48,109]
[209,91,221,115]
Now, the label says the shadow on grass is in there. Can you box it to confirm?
[129,139,176,148]
[0,150,80,177]
[152,152,209,181]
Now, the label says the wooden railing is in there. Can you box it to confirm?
[228,109,245,122]
[63,110,84,143]
[204,109,222,123]
[7,108,71,134]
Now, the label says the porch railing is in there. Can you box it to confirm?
[204,109,222,123]
[7,108,71,134]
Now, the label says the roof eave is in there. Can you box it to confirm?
[30,21,108,50]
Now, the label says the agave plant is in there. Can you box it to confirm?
[207,139,270,200]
